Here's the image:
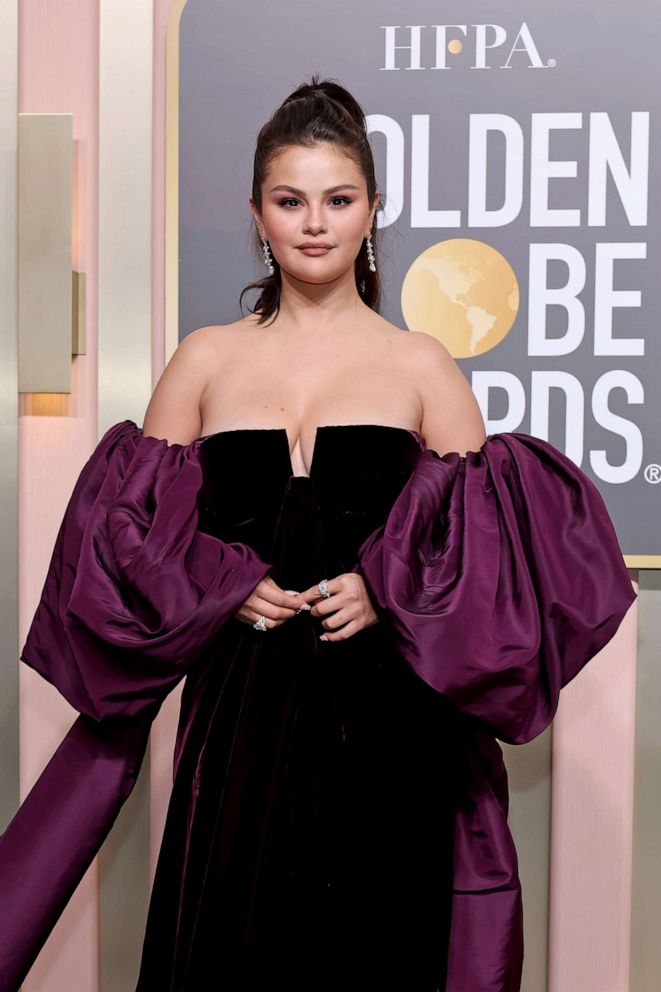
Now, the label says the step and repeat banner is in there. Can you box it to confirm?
[178,1,659,564]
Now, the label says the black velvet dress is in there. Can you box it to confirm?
[136,425,464,991]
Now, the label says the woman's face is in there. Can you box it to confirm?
[250,143,379,286]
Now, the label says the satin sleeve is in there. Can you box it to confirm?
[354,431,637,745]
[19,419,274,721]
[0,420,274,990]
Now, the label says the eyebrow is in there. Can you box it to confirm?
[268,183,362,196]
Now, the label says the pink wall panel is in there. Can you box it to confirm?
[549,584,639,992]
[147,0,183,885]
[18,0,99,988]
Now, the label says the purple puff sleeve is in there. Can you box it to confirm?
[0,420,273,991]
[19,419,273,721]
[354,431,636,746]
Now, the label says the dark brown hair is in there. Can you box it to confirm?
[239,74,383,326]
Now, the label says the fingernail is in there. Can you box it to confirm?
[298,602,311,611]
[285,589,299,595]
[319,634,328,641]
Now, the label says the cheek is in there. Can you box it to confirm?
[337,212,369,243]
[263,209,296,241]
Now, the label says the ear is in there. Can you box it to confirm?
[248,198,265,238]
[370,189,381,226]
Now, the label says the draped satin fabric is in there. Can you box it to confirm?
[0,420,636,992]
[353,431,636,988]
[0,422,273,992]
[354,431,636,746]
[19,420,274,722]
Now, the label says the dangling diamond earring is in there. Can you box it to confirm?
[365,232,376,272]
[261,236,274,275]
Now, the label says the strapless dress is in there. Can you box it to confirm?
[136,424,466,992]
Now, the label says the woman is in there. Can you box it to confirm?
[138,74,485,991]
[0,77,635,992]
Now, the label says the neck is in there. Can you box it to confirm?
[273,266,367,332]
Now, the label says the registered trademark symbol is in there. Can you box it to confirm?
[644,463,661,484]
[547,58,557,67]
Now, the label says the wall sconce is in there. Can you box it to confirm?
[17,113,85,395]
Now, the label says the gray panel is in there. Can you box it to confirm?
[629,569,661,992]
[17,114,73,394]
[180,0,660,559]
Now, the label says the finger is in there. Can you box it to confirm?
[237,610,278,629]
[319,619,359,642]
[246,595,300,622]
[240,603,304,628]
[318,607,355,631]
[297,591,323,607]
[298,578,338,602]
[309,591,348,618]
[258,584,308,613]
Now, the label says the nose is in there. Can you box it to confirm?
[303,205,327,234]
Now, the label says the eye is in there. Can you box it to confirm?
[276,195,353,208]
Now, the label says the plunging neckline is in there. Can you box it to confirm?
[197,423,425,479]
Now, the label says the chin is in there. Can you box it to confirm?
[283,259,346,283]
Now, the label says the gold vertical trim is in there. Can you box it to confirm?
[72,270,86,355]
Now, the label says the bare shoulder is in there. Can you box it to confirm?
[141,318,259,444]
[397,328,452,363]
[191,314,261,350]
[385,327,458,384]
[400,330,487,458]
[180,317,258,362]
[182,319,244,350]
[141,325,226,444]
[368,319,448,361]
[363,315,421,355]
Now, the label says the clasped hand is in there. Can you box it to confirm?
[236,571,381,640]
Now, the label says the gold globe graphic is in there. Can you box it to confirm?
[401,238,519,358]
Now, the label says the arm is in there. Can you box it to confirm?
[407,331,487,457]
[352,393,636,744]
[143,326,307,631]
[314,334,489,640]
[142,326,218,445]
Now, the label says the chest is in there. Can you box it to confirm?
[200,340,421,477]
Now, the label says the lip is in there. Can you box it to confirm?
[298,245,334,254]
